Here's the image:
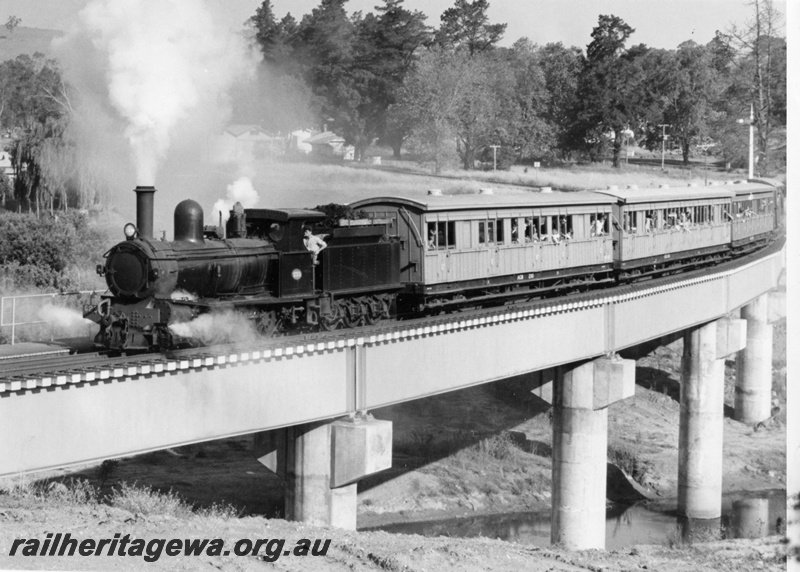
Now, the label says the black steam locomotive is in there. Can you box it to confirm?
[85,186,401,351]
[85,179,782,352]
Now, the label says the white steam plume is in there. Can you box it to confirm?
[57,0,259,186]
[38,305,94,330]
[169,311,259,346]
[212,176,260,226]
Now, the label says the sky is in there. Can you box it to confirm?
[0,0,787,51]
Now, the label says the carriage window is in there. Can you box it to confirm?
[523,217,534,242]
[511,219,520,243]
[479,220,495,244]
[427,222,437,249]
[559,215,573,238]
[622,211,634,234]
[496,219,505,244]
[590,213,608,236]
[427,221,456,249]
[644,210,654,232]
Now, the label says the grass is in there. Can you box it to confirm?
[0,477,240,520]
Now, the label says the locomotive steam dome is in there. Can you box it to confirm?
[174,199,204,243]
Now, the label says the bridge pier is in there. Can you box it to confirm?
[734,293,776,424]
[534,356,635,549]
[254,414,392,529]
[678,318,745,519]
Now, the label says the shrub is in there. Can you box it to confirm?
[0,209,111,291]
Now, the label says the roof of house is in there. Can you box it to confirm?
[225,124,268,137]
[305,131,345,145]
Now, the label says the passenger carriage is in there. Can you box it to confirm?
[349,190,616,311]
[595,184,735,276]
[722,179,781,251]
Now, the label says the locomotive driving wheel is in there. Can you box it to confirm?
[320,304,342,331]
[255,310,281,337]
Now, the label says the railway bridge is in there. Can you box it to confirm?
[0,243,785,550]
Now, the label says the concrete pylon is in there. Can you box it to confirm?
[735,294,773,423]
[549,356,635,550]
[254,415,392,530]
[678,319,745,520]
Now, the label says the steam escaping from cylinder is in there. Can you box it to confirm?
[57,0,259,186]
[212,177,260,226]
[38,305,95,332]
[169,310,259,346]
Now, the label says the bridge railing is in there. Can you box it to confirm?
[0,290,100,345]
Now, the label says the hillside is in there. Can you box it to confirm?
[0,26,60,61]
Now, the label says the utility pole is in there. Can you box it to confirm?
[658,124,670,170]
[490,145,500,171]
[737,104,755,178]
[747,104,754,179]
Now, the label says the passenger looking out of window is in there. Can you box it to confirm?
[644,212,654,233]
[524,218,534,242]
[592,215,606,237]
[428,229,437,249]
[303,226,327,265]
[680,209,692,231]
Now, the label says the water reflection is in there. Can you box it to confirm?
[369,490,785,550]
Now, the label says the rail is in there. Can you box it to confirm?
[0,290,99,345]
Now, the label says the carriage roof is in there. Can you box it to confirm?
[593,184,735,204]
[349,190,616,213]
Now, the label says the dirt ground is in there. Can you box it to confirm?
[0,319,789,571]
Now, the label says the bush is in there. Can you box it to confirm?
[0,210,111,291]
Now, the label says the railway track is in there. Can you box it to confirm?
[0,235,783,388]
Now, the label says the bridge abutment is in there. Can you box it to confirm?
[678,318,745,519]
[536,356,635,549]
[735,294,775,424]
[254,414,392,529]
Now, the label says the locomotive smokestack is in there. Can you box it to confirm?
[134,186,156,240]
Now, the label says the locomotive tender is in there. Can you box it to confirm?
[85,179,782,352]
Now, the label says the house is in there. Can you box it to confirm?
[215,124,284,163]
[289,129,314,154]
[0,151,13,181]
[305,131,354,161]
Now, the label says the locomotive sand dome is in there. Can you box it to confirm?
[85,180,783,352]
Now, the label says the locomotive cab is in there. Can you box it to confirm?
[231,207,326,297]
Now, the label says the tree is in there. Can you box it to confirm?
[394,48,468,173]
[715,0,786,174]
[0,54,72,213]
[658,43,722,164]
[365,0,431,156]
[435,0,506,55]
[537,42,582,160]
[571,15,648,167]
[495,39,551,164]
[5,15,21,35]
[451,51,515,169]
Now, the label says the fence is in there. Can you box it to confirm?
[0,291,100,345]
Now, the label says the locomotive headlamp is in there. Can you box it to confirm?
[124,223,138,240]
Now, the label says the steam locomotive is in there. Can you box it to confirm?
[84,180,782,352]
